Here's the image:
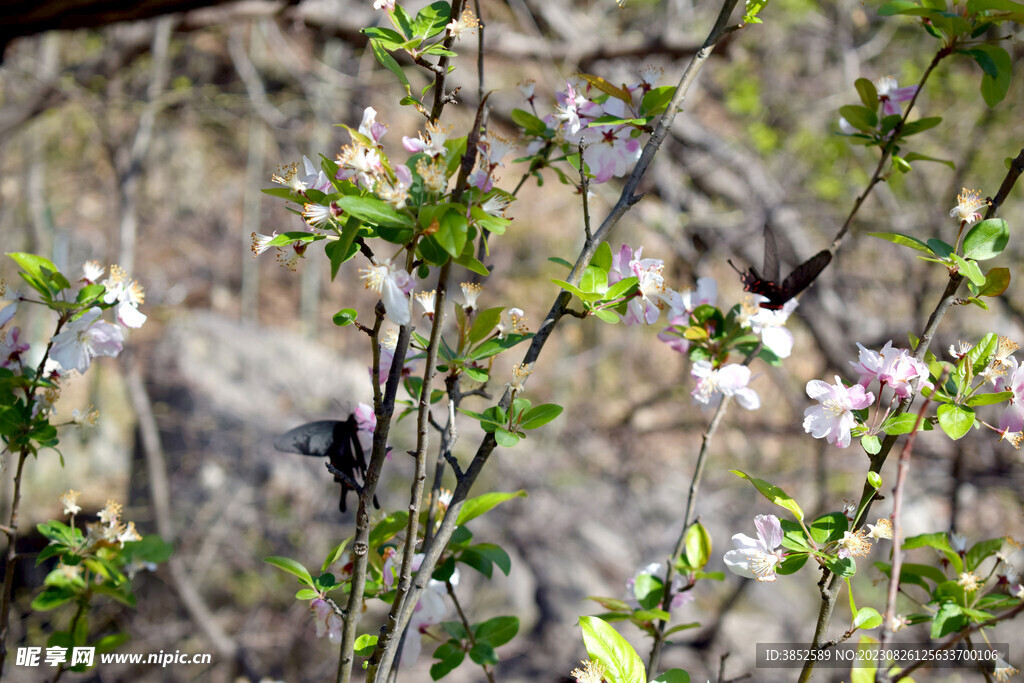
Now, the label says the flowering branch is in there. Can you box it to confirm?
[367,1,744,678]
[798,151,1024,683]
[878,378,937,652]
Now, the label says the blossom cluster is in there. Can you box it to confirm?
[1,261,146,421]
[252,106,518,328]
[803,340,932,449]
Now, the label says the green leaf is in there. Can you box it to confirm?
[826,556,857,578]
[932,602,968,638]
[369,39,411,95]
[362,26,406,48]
[972,44,1012,107]
[903,152,955,169]
[355,634,378,656]
[650,669,691,683]
[854,78,878,109]
[881,412,929,435]
[950,254,986,287]
[926,238,954,258]
[838,105,878,131]
[867,471,882,490]
[456,490,527,526]
[519,403,563,430]
[368,512,409,549]
[680,522,711,571]
[474,615,519,648]
[965,538,1004,572]
[454,252,489,276]
[976,267,1010,297]
[879,0,929,15]
[730,471,804,521]
[265,556,313,587]
[511,109,549,136]
[412,1,451,39]
[640,86,676,116]
[468,307,503,343]
[965,390,1011,407]
[809,512,848,545]
[31,586,76,611]
[962,219,1009,260]
[899,116,942,136]
[495,427,520,447]
[469,642,499,666]
[332,308,357,326]
[579,616,646,683]
[867,232,933,254]
[430,642,465,680]
[861,434,881,454]
[580,264,609,295]
[853,607,883,630]
[937,403,975,440]
[338,195,414,228]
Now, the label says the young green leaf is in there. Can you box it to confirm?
[579,616,646,683]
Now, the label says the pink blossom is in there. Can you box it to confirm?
[50,308,124,374]
[353,402,376,452]
[0,327,29,370]
[742,297,798,359]
[994,357,1024,432]
[724,514,785,582]
[382,553,457,664]
[691,361,760,410]
[875,76,918,117]
[310,598,343,643]
[849,341,931,399]
[357,107,387,144]
[803,376,874,448]
[658,277,717,354]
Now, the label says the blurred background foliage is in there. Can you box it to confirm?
[1,0,1022,680]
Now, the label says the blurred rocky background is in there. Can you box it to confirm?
[1,0,1023,680]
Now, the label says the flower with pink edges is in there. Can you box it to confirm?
[658,277,717,354]
[803,375,874,448]
[691,361,760,410]
[849,340,931,399]
[724,514,786,582]
[50,308,124,374]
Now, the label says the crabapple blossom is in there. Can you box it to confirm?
[608,244,676,325]
[382,552,458,664]
[950,188,987,225]
[802,375,874,448]
[993,356,1024,433]
[310,598,343,644]
[101,265,147,329]
[658,277,717,354]
[50,308,124,374]
[724,514,785,582]
[874,76,918,117]
[849,340,931,399]
[740,296,798,359]
[360,259,413,325]
[691,361,760,410]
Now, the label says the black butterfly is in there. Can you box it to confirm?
[274,417,380,513]
[731,227,832,310]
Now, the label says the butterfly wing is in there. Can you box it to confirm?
[779,250,832,302]
[274,418,379,513]
[273,420,343,456]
